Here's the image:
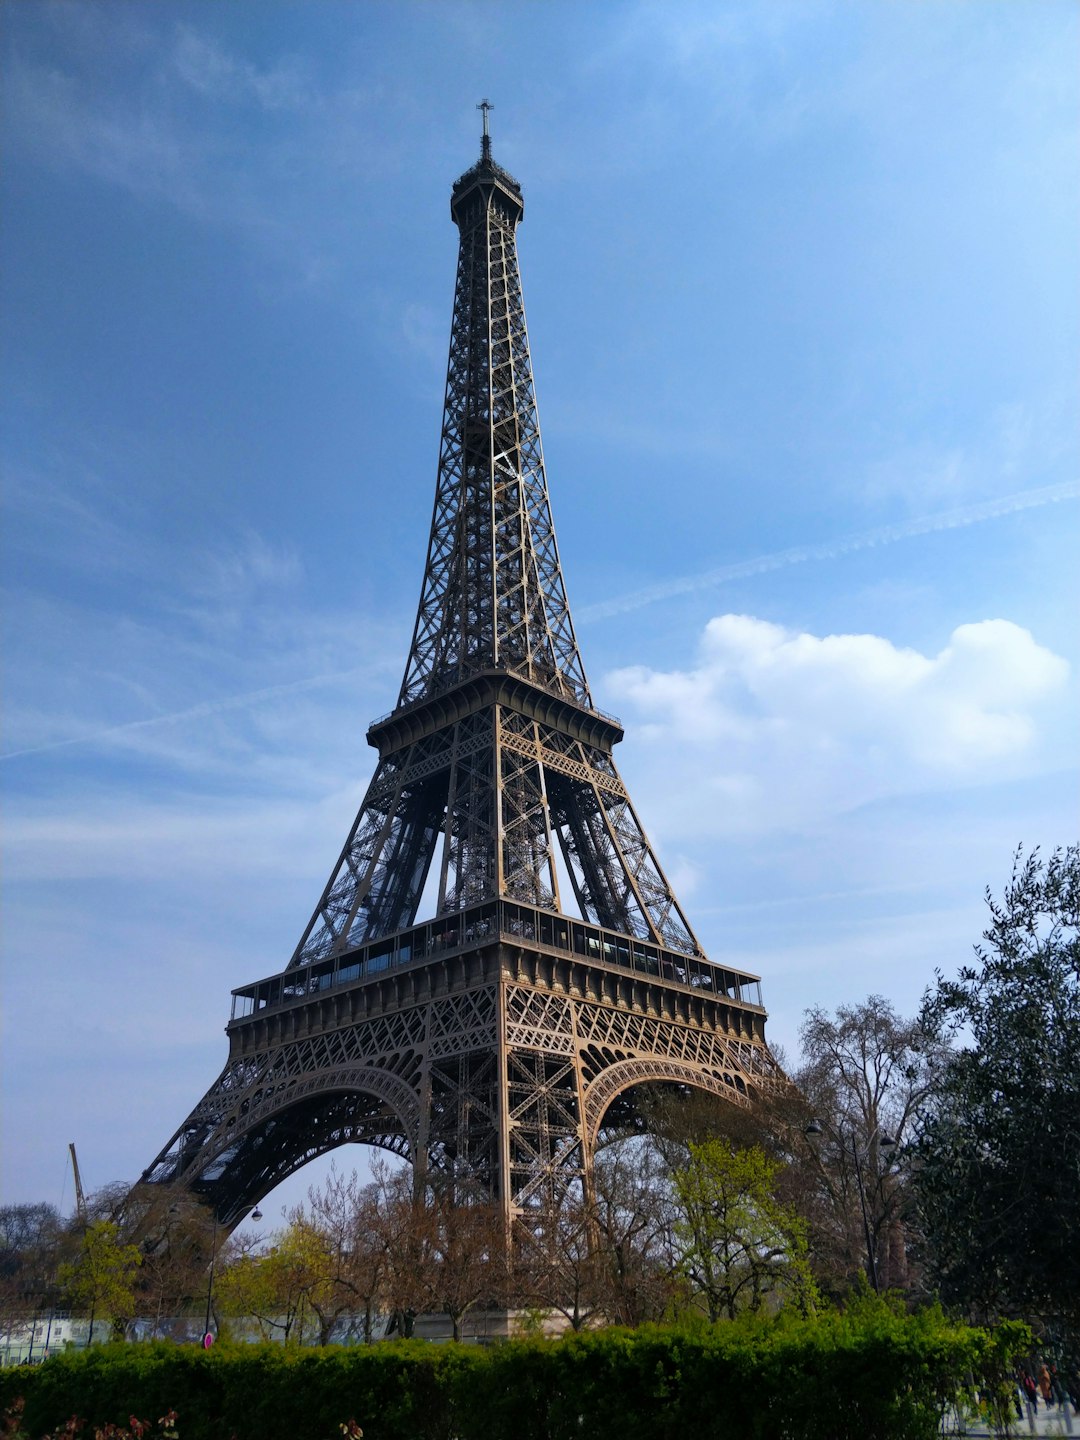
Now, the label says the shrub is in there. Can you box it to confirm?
[0,1308,1029,1440]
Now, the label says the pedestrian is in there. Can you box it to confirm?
[1038,1362,1054,1407]
[1022,1371,1038,1411]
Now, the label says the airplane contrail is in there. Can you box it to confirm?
[1,666,377,762]
[577,480,1080,622]
[5,481,1074,762]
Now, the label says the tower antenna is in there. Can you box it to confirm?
[134,136,781,1236]
[477,98,493,161]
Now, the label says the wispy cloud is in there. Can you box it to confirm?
[171,27,315,113]
[1,17,381,284]
[0,666,375,764]
[580,481,1079,622]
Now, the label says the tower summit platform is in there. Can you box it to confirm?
[138,113,781,1226]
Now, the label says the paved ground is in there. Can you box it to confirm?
[945,1399,1079,1438]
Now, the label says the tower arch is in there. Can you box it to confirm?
[135,119,780,1228]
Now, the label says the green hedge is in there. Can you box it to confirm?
[0,1309,1029,1440]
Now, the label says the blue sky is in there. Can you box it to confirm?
[2,1,1077,1220]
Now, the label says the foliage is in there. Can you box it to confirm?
[0,1310,1030,1440]
[57,1223,142,1343]
[670,1140,816,1321]
[914,844,1080,1336]
[0,1400,179,1440]
[1,1394,180,1439]
[215,1238,303,1344]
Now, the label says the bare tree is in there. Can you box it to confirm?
[126,1190,218,1335]
[285,1166,393,1344]
[795,995,948,1296]
[515,1191,608,1331]
[410,1184,508,1342]
[0,1205,63,1352]
[590,1137,679,1326]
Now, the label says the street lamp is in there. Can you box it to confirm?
[805,1119,896,1292]
[203,1205,263,1343]
[203,1214,220,1340]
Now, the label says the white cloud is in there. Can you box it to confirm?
[606,614,1070,839]
[186,532,305,614]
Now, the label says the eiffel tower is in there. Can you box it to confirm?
[140,110,781,1226]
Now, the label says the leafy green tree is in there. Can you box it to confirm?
[214,1244,279,1341]
[914,844,1080,1336]
[216,1223,334,1344]
[671,1139,816,1321]
[57,1219,142,1342]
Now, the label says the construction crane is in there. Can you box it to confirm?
[68,1142,87,1224]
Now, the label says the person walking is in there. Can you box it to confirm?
[1022,1371,1039,1412]
[1037,1362,1054,1408]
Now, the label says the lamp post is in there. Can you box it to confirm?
[202,1214,219,1341]
[805,1120,895,1292]
[202,1205,262,1343]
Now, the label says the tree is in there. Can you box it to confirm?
[589,1136,680,1326]
[670,1139,816,1321]
[125,1191,218,1335]
[795,996,948,1297]
[343,1160,507,1342]
[281,1166,393,1345]
[914,844,1080,1336]
[215,1225,318,1343]
[516,1190,609,1332]
[0,1204,61,1335]
[58,1220,142,1342]
[0,1204,61,1268]
[409,1185,507,1342]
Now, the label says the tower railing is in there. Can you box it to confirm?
[366,669,624,734]
[230,896,764,1025]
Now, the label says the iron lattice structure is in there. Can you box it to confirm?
[140,129,782,1225]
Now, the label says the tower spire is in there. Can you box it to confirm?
[477,97,493,162]
[291,137,696,954]
[135,133,779,1233]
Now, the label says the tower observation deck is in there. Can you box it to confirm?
[138,117,782,1226]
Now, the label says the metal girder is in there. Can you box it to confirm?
[137,135,780,1232]
[400,154,588,710]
